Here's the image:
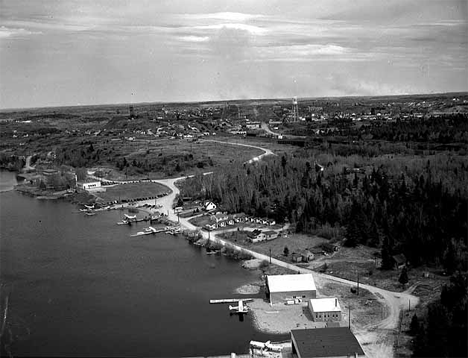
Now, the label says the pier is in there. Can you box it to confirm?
[209,298,253,304]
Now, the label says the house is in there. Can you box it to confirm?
[268,219,276,226]
[205,223,217,231]
[291,327,366,358]
[248,230,278,243]
[233,214,246,223]
[392,254,407,270]
[203,201,217,211]
[218,220,227,228]
[266,274,316,305]
[227,218,235,226]
[301,250,314,262]
[291,252,303,263]
[248,229,265,243]
[211,213,229,223]
[263,230,278,241]
[308,298,342,322]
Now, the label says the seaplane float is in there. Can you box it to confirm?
[229,300,249,314]
[132,226,167,236]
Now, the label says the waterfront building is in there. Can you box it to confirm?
[266,274,316,305]
[291,327,366,358]
[308,298,342,322]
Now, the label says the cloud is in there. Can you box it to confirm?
[177,35,210,43]
[0,25,42,38]
[194,23,266,35]
[179,12,263,22]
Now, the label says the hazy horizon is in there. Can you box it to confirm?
[1,0,467,109]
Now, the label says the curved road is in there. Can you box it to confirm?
[95,139,416,358]
[199,139,276,163]
[150,141,418,358]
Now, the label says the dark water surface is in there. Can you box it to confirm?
[0,171,284,357]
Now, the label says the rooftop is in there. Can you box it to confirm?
[266,274,316,293]
[309,298,341,313]
[291,327,365,358]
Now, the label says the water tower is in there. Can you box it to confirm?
[292,97,299,122]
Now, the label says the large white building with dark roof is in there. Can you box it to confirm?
[266,274,316,305]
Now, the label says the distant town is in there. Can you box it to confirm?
[1,92,467,358]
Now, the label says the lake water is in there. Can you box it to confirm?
[0,171,285,357]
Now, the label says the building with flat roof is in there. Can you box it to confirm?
[308,298,342,322]
[78,181,101,191]
[291,327,366,358]
[266,274,316,305]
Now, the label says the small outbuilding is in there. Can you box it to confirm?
[266,274,316,305]
[291,327,366,358]
[308,298,342,322]
[392,254,407,270]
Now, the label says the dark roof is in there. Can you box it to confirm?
[392,254,407,265]
[291,327,365,358]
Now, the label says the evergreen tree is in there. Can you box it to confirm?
[399,267,409,288]
[409,314,420,335]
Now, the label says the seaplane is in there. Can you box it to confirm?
[229,300,248,314]
[124,214,137,220]
[144,226,158,234]
[250,340,283,353]
[84,204,95,210]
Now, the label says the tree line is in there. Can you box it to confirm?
[180,150,467,273]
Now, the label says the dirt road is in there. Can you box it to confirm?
[95,139,418,358]
[199,139,276,163]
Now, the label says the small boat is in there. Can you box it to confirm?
[85,212,96,217]
[117,220,131,226]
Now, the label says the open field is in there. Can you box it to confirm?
[219,231,328,262]
[94,182,170,202]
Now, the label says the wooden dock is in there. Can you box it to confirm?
[209,298,254,304]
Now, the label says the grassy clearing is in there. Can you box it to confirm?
[96,182,170,202]
[218,231,328,261]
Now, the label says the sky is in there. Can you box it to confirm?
[0,0,467,109]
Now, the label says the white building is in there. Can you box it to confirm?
[203,201,217,211]
[308,298,342,322]
[266,274,317,305]
[79,181,101,191]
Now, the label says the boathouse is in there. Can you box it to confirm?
[308,298,342,322]
[291,327,366,358]
[78,181,101,191]
[266,274,316,305]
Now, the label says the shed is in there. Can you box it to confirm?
[392,254,407,269]
[291,252,303,263]
[266,274,316,305]
[308,298,342,322]
[291,327,366,358]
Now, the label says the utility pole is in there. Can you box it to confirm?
[357,271,360,296]
[269,248,272,264]
[348,305,351,329]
